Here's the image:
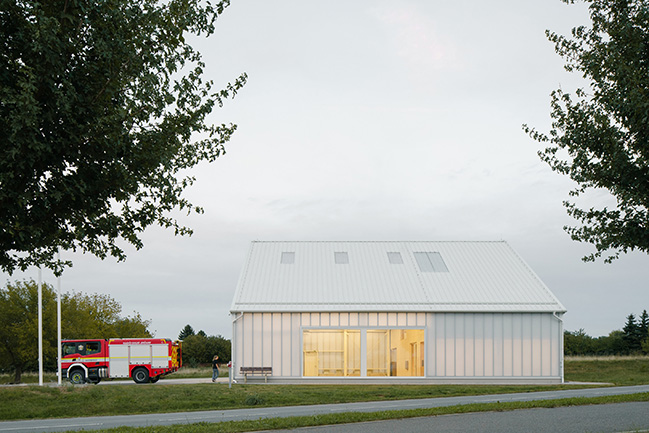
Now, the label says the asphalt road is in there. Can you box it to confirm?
[1,384,648,433]
[266,402,649,433]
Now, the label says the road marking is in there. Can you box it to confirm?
[0,423,103,432]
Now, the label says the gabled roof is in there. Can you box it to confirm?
[230,241,566,313]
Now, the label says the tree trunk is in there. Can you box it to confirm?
[12,365,22,384]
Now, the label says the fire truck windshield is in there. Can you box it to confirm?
[62,341,102,356]
[62,342,81,356]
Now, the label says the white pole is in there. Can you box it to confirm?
[38,268,43,386]
[57,252,62,386]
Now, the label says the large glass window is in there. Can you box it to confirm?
[303,330,360,376]
[367,330,425,376]
[303,329,425,377]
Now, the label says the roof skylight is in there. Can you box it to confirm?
[413,252,449,272]
[334,252,349,264]
[281,252,295,264]
[387,252,403,264]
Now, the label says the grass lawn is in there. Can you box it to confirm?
[0,382,595,421]
[0,356,648,429]
[564,356,649,385]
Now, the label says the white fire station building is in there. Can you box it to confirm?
[230,241,566,384]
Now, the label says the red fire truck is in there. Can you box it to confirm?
[61,338,182,384]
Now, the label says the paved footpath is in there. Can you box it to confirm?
[1,384,648,433]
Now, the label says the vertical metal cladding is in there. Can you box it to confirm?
[232,311,562,382]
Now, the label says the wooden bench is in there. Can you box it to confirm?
[240,366,272,383]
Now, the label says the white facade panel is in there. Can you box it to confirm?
[262,313,272,368]
[467,315,474,376]
[532,314,542,376]
[359,313,369,327]
[484,314,494,377]
[272,313,282,374]
[242,313,254,367]
[290,314,301,376]
[455,315,465,376]
[503,314,513,376]
[434,314,445,377]
[464,314,475,377]
[522,314,532,377]
[281,313,291,377]
[493,314,504,377]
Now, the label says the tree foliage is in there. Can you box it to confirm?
[179,325,230,367]
[178,324,195,340]
[524,0,649,262]
[61,291,151,339]
[0,280,151,382]
[564,328,597,355]
[564,308,649,356]
[622,313,643,352]
[0,0,246,275]
[0,280,56,383]
[640,310,649,341]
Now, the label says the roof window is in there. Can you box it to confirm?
[334,252,349,264]
[281,252,295,264]
[387,252,403,264]
[413,252,449,273]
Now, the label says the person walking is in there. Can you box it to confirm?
[211,355,219,382]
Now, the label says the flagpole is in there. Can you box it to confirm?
[38,268,43,386]
[57,252,62,385]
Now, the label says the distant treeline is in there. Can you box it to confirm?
[178,324,231,367]
[565,310,649,356]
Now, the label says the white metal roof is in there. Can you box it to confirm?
[230,241,566,313]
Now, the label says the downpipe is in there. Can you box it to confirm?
[554,312,565,384]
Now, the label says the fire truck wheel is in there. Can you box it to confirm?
[69,369,86,385]
[132,368,150,384]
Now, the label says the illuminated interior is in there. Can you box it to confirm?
[303,329,425,377]
[303,330,360,376]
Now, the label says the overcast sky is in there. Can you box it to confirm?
[4,0,649,340]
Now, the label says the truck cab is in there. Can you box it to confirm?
[61,339,108,384]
